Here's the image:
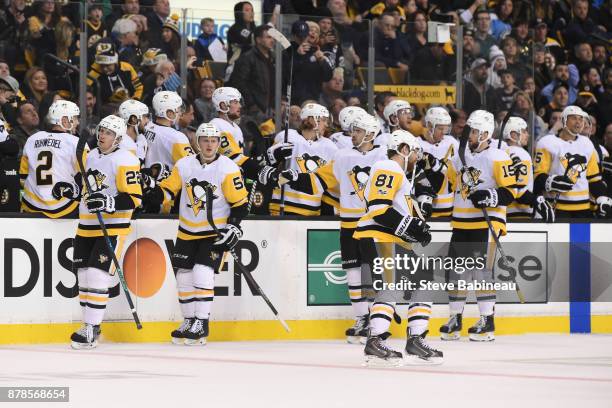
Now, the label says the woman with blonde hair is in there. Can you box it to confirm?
[23,67,48,104]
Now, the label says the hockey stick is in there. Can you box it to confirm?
[75,135,143,329]
[497,99,518,150]
[269,27,294,216]
[203,185,291,332]
[458,126,525,303]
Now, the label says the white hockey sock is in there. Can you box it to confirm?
[448,290,466,315]
[77,268,88,312]
[346,267,369,317]
[176,268,195,318]
[369,302,395,336]
[477,300,495,316]
[407,302,432,336]
[192,264,214,319]
[83,268,112,326]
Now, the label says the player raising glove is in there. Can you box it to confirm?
[266,142,294,166]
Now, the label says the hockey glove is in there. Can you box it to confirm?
[602,157,612,176]
[422,152,445,173]
[416,194,433,218]
[140,172,156,193]
[279,169,299,186]
[266,142,294,166]
[86,192,116,214]
[258,165,279,186]
[596,196,612,218]
[469,188,498,208]
[395,216,431,246]
[52,181,80,200]
[545,174,573,192]
[147,162,171,181]
[213,224,243,252]
[534,195,555,223]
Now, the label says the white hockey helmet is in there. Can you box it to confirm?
[195,123,221,154]
[47,100,80,131]
[153,91,184,122]
[119,99,150,126]
[300,103,329,121]
[383,99,411,125]
[97,115,126,153]
[561,105,584,127]
[467,110,495,138]
[388,129,422,172]
[338,106,367,132]
[212,87,242,113]
[503,116,528,140]
[350,112,379,137]
[424,106,451,129]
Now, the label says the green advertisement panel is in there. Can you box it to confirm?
[307,229,350,306]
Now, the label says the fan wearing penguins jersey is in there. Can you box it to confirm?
[267,103,338,215]
[503,117,555,222]
[534,105,612,218]
[353,130,443,365]
[149,123,248,345]
[328,106,367,150]
[65,115,142,349]
[19,100,87,218]
[439,110,523,343]
[118,99,149,164]
[280,112,386,344]
[210,87,293,181]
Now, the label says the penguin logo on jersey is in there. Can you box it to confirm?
[560,153,587,183]
[459,166,483,199]
[86,169,109,193]
[509,154,528,183]
[348,165,371,201]
[186,179,217,217]
[296,154,326,173]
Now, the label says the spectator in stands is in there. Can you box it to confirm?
[461,28,479,72]
[473,9,496,59]
[26,0,67,67]
[374,13,410,73]
[113,18,142,68]
[282,20,333,107]
[105,0,142,34]
[367,0,406,20]
[532,18,564,63]
[411,42,456,83]
[563,0,609,51]
[161,14,181,64]
[486,46,506,89]
[513,19,532,62]
[491,69,520,113]
[490,0,513,40]
[320,68,345,108]
[194,18,225,63]
[592,43,608,76]
[541,62,579,104]
[42,19,78,98]
[85,5,107,50]
[502,36,529,87]
[0,60,9,77]
[87,42,143,104]
[463,58,496,115]
[581,67,604,99]
[227,1,256,65]
[178,99,195,131]
[449,108,466,139]
[318,18,344,71]
[230,24,276,123]
[539,83,569,123]
[374,91,396,132]
[140,48,167,92]
[533,44,554,91]
[523,75,537,102]
[404,11,428,58]
[513,90,546,137]
[572,42,594,75]
[22,67,48,105]
[10,100,39,158]
[0,0,28,79]
[194,78,215,123]
[329,97,347,131]
[146,0,171,49]
[0,75,19,123]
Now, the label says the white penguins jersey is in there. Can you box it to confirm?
[329,131,353,150]
[505,145,533,217]
[417,135,459,217]
[143,123,193,170]
[447,146,520,235]
[120,134,148,164]
[19,130,86,218]
[77,147,142,237]
[210,117,248,166]
[270,131,338,216]
[534,134,601,212]
[354,159,415,243]
[158,154,248,241]
[311,145,387,228]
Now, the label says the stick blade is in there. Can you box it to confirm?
[268,27,291,50]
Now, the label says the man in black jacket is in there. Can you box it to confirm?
[229,25,275,122]
[282,20,333,107]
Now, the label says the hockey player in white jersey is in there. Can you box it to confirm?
[534,105,612,218]
[266,103,338,215]
[503,117,555,221]
[328,106,367,150]
[378,99,412,146]
[20,100,86,218]
[65,115,142,349]
[439,110,522,342]
[150,123,248,345]
[279,112,386,343]
[118,99,149,164]
[210,87,293,181]
[353,130,442,365]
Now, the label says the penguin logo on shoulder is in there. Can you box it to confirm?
[348,165,371,201]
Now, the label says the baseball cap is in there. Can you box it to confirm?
[532,18,547,28]
[0,75,19,93]
[470,58,489,70]
[291,20,309,39]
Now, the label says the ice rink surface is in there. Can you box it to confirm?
[1,334,611,407]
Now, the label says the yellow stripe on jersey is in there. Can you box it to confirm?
[221,171,248,206]
[366,169,404,203]
[171,143,194,164]
[19,154,28,186]
[586,152,601,182]
[159,166,183,205]
[21,198,78,218]
[219,130,247,165]
[534,148,552,178]
[116,165,143,207]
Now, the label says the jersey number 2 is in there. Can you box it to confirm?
[36,151,53,186]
